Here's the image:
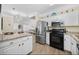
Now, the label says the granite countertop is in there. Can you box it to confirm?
[69,32,79,39]
[65,32,79,42]
[0,32,32,42]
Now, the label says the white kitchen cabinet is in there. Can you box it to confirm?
[71,38,78,55]
[64,34,72,51]
[0,40,19,54]
[3,43,20,54]
[64,34,78,54]
[0,36,32,55]
[59,11,79,26]
[18,36,32,54]
[52,9,79,26]
[46,32,50,45]
[2,15,14,32]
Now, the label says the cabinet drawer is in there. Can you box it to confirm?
[0,40,17,49]
[18,36,32,42]
[2,44,21,55]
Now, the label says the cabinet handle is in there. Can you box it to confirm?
[71,43,73,45]
[22,43,24,46]
[19,44,21,46]
[64,39,66,40]
[10,42,14,45]
[27,38,29,40]
[8,24,11,26]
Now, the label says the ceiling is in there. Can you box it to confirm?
[2,4,79,16]
[2,4,51,16]
[40,4,79,14]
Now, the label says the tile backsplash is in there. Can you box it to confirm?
[65,26,79,32]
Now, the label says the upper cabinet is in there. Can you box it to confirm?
[58,10,79,26]
[38,5,79,26]
[1,15,14,33]
[58,6,79,26]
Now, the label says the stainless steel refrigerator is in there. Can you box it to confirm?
[36,21,48,44]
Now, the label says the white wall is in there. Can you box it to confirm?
[23,19,38,32]
[65,26,79,32]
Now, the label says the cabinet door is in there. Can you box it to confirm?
[0,38,23,55]
[46,32,50,45]
[2,44,19,55]
[64,35,71,51]
[65,35,78,55]
[71,38,78,55]
[19,37,32,54]
[0,39,19,55]
[3,16,14,32]
[58,11,79,26]
[0,48,4,54]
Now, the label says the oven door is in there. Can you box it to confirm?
[50,33,64,50]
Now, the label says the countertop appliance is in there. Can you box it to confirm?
[50,29,64,50]
[36,21,48,44]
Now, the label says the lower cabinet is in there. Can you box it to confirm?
[3,44,20,54]
[0,36,32,55]
[64,34,78,55]
[71,38,78,55]
[64,35,71,52]
[46,32,50,45]
[18,37,32,54]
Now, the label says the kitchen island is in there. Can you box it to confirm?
[0,32,33,55]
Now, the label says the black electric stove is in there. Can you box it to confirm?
[50,29,64,50]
